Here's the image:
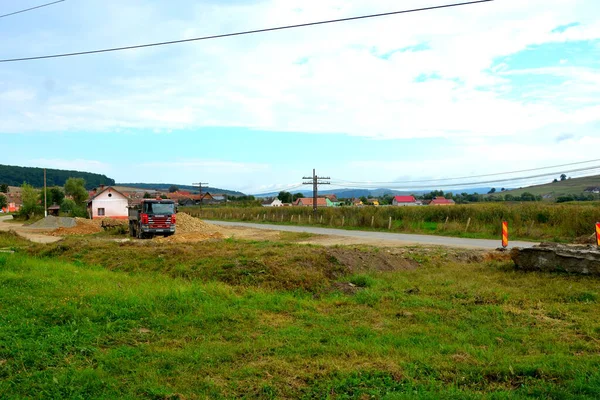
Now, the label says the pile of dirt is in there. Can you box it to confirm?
[326,248,419,272]
[574,233,596,245]
[157,231,224,243]
[52,218,102,236]
[175,213,219,234]
[29,216,76,229]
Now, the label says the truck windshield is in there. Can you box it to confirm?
[143,203,175,215]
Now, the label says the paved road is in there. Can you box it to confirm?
[207,220,536,250]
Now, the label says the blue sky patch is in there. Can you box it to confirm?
[551,22,580,33]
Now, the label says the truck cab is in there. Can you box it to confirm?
[128,199,176,239]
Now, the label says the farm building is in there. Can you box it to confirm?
[392,195,420,206]
[87,186,129,219]
[429,197,455,206]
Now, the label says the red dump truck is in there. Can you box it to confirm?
[128,199,176,239]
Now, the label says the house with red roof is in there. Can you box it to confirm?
[293,198,329,207]
[392,195,420,206]
[429,197,455,206]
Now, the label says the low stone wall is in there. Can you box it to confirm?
[511,242,600,275]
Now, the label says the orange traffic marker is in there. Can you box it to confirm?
[502,221,508,248]
[596,222,600,247]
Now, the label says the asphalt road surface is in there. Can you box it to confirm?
[207,220,536,250]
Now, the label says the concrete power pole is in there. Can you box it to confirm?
[302,169,330,217]
[44,168,47,217]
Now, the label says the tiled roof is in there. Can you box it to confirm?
[394,195,416,203]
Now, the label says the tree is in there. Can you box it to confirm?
[277,191,292,203]
[0,194,7,210]
[143,192,152,199]
[560,174,567,181]
[359,196,368,204]
[553,179,558,183]
[520,192,536,202]
[169,185,179,193]
[19,183,43,218]
[160,194,168,199]
[64,178,89,204]
[0,184,8,193]
[292,193,305,201]
[488,188,496,194]
[40,186,65,206]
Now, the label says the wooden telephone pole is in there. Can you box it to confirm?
[302,169,330,217]
[192,182,209,207]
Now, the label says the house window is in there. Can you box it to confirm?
[98,208,105,216]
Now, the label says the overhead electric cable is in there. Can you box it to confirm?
[0,0,493,63]
[331,158,600,185]
[328,165,600,190]
[0,0,65,19]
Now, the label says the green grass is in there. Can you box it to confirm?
[500,174,600,198]
[1,232,599,398]
[183,202,600,242]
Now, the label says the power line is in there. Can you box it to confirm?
[331,158,600,185]
[328,165,600,190]
[0,0,65,19]
[0,0,493,63]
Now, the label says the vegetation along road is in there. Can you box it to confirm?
[208,220,536,249]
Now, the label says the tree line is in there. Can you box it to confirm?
[0,164,114,189]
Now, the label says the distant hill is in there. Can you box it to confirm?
[496,174,600,199]
[0,164,115,190]
[254,187,494,198]
[118,183,244,196]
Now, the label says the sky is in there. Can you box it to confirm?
[1,0,600,194]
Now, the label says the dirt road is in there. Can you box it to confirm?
[0,215,63,244]
[208,220,536,250]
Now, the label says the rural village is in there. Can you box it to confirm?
[2,0,600,398]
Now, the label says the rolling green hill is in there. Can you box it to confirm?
[499,174,600,199]
[0,164,115,190]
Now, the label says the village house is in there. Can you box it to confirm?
[392,195,420,206]
[261,198,283,207]
[293,198,330,207]
[429,196,455,206]
[584,186,600,194]
[1,191,22,213]
[87,186,130,219]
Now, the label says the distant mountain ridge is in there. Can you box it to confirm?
[253,187,495,198]
[0,164,114,190]
[118,183,244,196]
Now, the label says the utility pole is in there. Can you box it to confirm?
[192,182,209,207]
[44,168,47,217]
[302,169,330,217]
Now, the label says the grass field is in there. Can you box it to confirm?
[1,232,599,398]
[500,175,600,198]
[184,202,600,242]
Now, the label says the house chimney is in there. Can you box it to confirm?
[99,184,105,191]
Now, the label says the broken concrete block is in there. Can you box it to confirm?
[511,242,600,275]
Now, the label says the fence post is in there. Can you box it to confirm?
[291,215,294,222]
[320,215,323,224]
[342,216,345,227]
[465,218,471,232]
[281,214,284,222]
[309,215,312,224]
[388,216,392,230]
[444,216,449,227]
[371,215,374,227]
[299,215,302,224]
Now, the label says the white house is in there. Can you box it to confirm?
[87,186,129,219]
[261,198,283,207]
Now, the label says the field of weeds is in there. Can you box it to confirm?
[186,202,600,242]
[1,231,599,398]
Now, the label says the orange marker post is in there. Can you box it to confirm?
[596,222,600,247]
[502,221,509,248]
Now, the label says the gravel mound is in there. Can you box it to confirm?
[157,232,224,243]
[29,216,76,229]
[176,212,218,234]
